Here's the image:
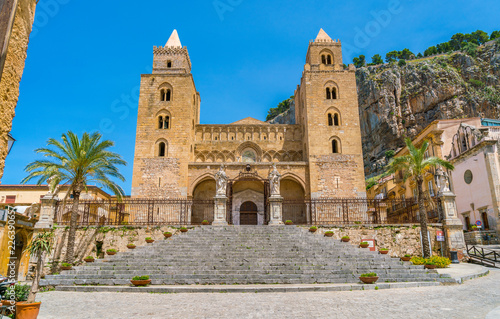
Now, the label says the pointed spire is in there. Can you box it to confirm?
[315,28,333,42]
[166,29,182,48]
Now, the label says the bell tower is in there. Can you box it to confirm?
[295,29,366,198]
[132,30,200,198]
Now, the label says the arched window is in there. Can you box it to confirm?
[334,113,339,126]
[327,55,332,65]
[158,116,164,129]
[332,139,340,154]
[166,89,171,101]
[159,142,166,157]
[164,116,170,129]
[328,113,333,126]
[326,88,331,99]
[321,55,326,64]
[331,87,337,99]
[160,89,166,101]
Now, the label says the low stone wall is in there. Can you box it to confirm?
[464,230,499,245]
[312,224,445,258]
[44,225,182,274]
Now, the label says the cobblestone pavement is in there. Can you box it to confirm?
[37,269,500,319]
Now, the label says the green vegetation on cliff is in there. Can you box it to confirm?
[266,96,293,121]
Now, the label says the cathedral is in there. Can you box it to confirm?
[131,29,366,225]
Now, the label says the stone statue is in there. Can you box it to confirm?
[268,163,281,196]
[436,167,451,194]
[215,164,228,196]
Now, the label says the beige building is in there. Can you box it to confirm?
[131,29,366,225]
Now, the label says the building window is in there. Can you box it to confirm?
[328,113,333,126]
[160,89,171,101]
[464,170,473,184]
[332,139,340,154]
[428,180,435,197]
[327,55,332,65]
[167,60,172,68]
[158,142,166,157]
[326,88,331,99]
[158,116,170,129]
[5,195,16,203]
[481,210,490,230]
[166,89,171,101]
[160,89,166,101]
[321,55,326,64]
[331,87,337,99]
[242,149,257,162]
[326,87,337,99]
[333,113,339,126]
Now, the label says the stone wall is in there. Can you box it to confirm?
[0,0,37,181]
[314,224,445,257]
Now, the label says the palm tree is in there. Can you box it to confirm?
[387,138,454,258]
[22,131,126,263]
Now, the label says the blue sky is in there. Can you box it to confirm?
[3,0,499,194]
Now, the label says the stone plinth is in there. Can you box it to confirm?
[212,195,228,226]
[35,194,58,229]
[268,195,284,225]
[440,191,468,260]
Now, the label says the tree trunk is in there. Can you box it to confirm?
[26,251,45,304]
[65,188,81,264]
[417,177,432,258]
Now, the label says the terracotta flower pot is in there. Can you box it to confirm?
[285,221,293,225]
[359,276,379,284]
[359,244,369,248]
[341,238,350,242]
[2,299,15,307]
[61,266,72,270]
[202,221,209,225]
[127,245,136,249]
[424,264,437,269]
[401,257,411,261]
[180,228,188,233]
[309,228,317,233]
[84,258,94,263]
[324,232,334,237]
[146,239,155,243]
[130,279,151,286]
[16,301,41,319]
[106,251,116,256]
[379,250,389,255]
[163,233,172,238]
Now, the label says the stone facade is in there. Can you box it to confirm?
[132,29,366,224]
[0,0,37,182]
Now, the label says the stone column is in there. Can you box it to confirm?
[440,190,468,260]
[268,195,284,225]
[213,195,228,226]
[35,194,58,230]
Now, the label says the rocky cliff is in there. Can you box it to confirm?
[358,40,500,177]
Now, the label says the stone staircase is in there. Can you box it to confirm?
[41,226,443,286]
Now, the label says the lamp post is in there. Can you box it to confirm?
[7,133,15,155]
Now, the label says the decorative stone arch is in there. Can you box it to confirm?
[195,154,205,162]
[154,138,168,157]
[324,80,339,99]
[329,136,342,154]
[237,141,262,162]
[320,48,334,65]
[155,109,172,129]
[190,174,217,198]
[215,152,225,163]
[158,82,173,102]
[262,153,272,162]
[191,176,217,224]
[280,172,307,195]
[325,106,342,126]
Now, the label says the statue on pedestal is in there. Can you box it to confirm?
[215,164,228,196]
[435,167,450,194]
[268,163,281,196]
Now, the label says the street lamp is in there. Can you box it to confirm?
[7,133,15,155]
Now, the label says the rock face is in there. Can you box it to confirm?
[267,99,296,124]
[358,40,500,177]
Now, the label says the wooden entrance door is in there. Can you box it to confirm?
[240,201,258,225]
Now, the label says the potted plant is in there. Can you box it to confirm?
[130,275,151,286]
[127,243,136,249]
[424,261,437,269]
[106,249,117,256]
[471,225,478,231]
[359,241,369,248]
[341,236,350,242]
[2,283,29,308]
[163,231,172,238]
[180,227,188,233]
[60,263,72,270]
[379,248,389,255]
[201,220,210,225]
[401,254,411,261]
[83,256,95,262]
[285,220,293,225]
[309,226,318,233]
[324,231,334,237]
[359,272,379,284]
[145,237,155,243]
[16,231,54,319]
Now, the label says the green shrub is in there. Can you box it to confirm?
[180,227,187,231]
[324,231,334,235]
[404,254,411,257]
[379,248,389,251]
[85,256,94,260]
[310,226,318,230]
[410,256,425,265]
[360,272,377,277]
[202,220,208,223]
[61,263,71,267]
[425,261,436,265]
[360,241,368,245]
[132,275,150,281]
[145,237,153,240]
[342,236,350,239]
[106,249,117,253]
[164,232,172,235]
[428,256,451,268]
[285,220,293,224]
[354,221,362,225]
[5,284,30,302]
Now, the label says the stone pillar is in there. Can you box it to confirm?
[212,195,228,226]
[35,194,58,230]
[268,195,284,225]
[440,190,468,260]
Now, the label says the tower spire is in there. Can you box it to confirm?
[166,29,182,48]
[315,28,333,42]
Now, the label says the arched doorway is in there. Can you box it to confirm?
[281,178,307,224]
[240,201,258,225]
[192,179,216,224]
[14,232,26,280]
